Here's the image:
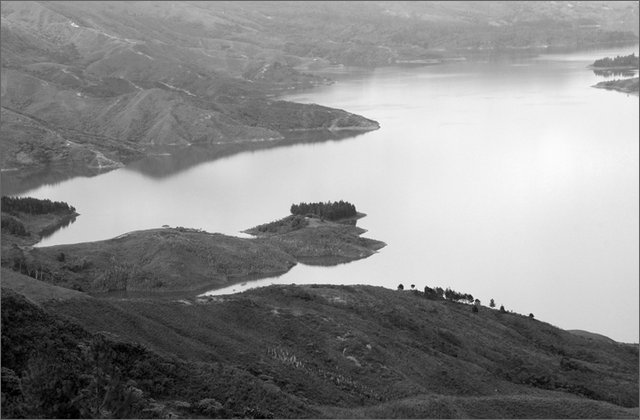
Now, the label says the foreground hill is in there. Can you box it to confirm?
[2,279,637,418]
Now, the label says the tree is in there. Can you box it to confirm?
[410,284,415,290]
[472,305,479,313]
[397,284,404,290]
[529,313,535,319]
[489,299,495,308]
[424,286,439,299]
[499,305,506,313]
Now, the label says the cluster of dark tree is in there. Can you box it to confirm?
[592,53,639,68]
[424,286,474,304]
[1,214,28,236]
[398,284,474,304]
[290,200,356,221]
[1,196,76,215]
[397,286,531,317]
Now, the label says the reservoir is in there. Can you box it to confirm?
[10,46,639,343]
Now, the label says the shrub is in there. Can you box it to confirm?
[424,286,439,299]
[397,284,404,290]
[499,305,506,313]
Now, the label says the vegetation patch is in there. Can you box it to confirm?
[290,200,357,221]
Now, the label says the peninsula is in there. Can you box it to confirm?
[1,197,385,294]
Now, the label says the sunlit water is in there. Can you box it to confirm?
[14,46,639,342]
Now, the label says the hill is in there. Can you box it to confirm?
[2,1,638,192]
[0,1,379,189]
[2,282,636,418]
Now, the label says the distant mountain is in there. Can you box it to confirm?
[1,1,637,185]
[0,1,378,180]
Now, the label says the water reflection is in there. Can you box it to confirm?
[1,164,115,197]
[2,129,371,197]
[126,129,370,179]
[593,69,638,77]
[40,214,78,239]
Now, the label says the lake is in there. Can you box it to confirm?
[11,46,639,343]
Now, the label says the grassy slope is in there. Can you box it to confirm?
[45,284,639,417]
[568,329,617,344]
[0,288,317,419]
[0,267,88,304]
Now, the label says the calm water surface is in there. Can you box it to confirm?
[16,47,639,342]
